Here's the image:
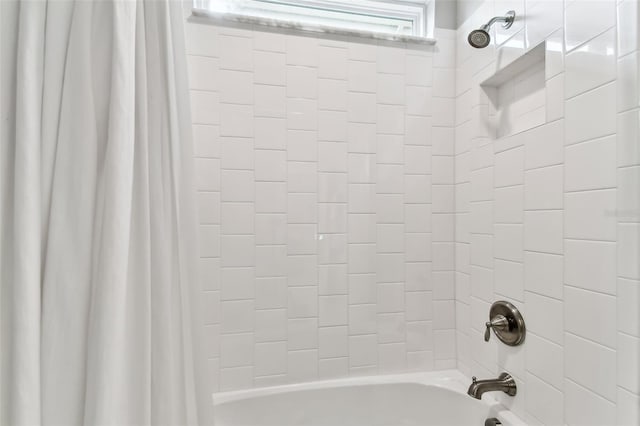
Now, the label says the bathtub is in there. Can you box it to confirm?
[212,370,526,426]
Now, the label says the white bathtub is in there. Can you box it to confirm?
[212,370,526,426]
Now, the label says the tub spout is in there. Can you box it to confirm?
[467,372,517,400]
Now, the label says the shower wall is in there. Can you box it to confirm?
[185,21,457,392]
[455,0,639,425]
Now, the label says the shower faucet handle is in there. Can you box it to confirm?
[484,301,526,346]
[484,315,509,342]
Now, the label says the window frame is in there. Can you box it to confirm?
[192,0,436,43]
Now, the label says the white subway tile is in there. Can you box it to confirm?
[524,120,564,170]
[255,149,286,182]
[255,341,287,376]
[288,161,317,193]
[524,373,564,425]
[377,283,405,313]
[220,104,253,137]
[565,82,616,145]
[525,333,563,390]
[286,36,318,67]
[617,51,639,113]
[318,326,349,358]
[495,224,524,262]
[288,287,318,318]
[524,165,563,210]
[255,85,286,118]
[618,167,640,223]
[186,23,218,57]
[618,278,640,337]
[495,146,524,187]
[406,321,434,352]
[318,79,347,111]
[565,333,617,401]
[255,214,286,245]
[255,118,286,149]
[345,123,374,155]
[404,291,433,322]
[524,210,563,254]
[525,291,563,345]
[406,86,433,116]
[564,239,616,294]
[287,224,316,256]
[191,91,220,125]
[255,182,287,213]
[377,46,405,75]
[287,98,318,131]
[565,136,617,191]
[494,259,524,302]
[221,235,255,267]
[617,333,640,394]
[405,115,432,146]
[255,277,287,310]
[378,342,407,372]
[199,225,221,259]
[219,70,253,104]
[188,56,219,91]
[319,295,348,327]
[288,193,317,224]
[377,105,405,134]
[565,286,617,348]
[287,318,318,350]
[287,255,318,286]
[377,73,405,105]
[524,251,563,299]
[495,186,524,224]
[617,387,640,426]
[565,28,616,98]
[406,145,433,175]
[287,65,317,99]
[565,379,616,426]
[377,312,406,343]
[286,349,318,382]
[220,267,254,302]
[255,309,287,343]
[406,54,433,86]
[220,333,254,368]
[564,189,617,242]
[318,357,348,378]
[221,203,254,235]
[349,334,377,367]
[218,35,253,71]
[545,73,564,121]
[618,223,640,281]
[564,0,616,52]
[348,60,377,93]
[254,31,285,53]
[317,46,347,79]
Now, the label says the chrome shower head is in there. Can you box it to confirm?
[468,29,490,49]
[467,10,516,49]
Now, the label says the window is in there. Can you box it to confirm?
[193,0,434,40]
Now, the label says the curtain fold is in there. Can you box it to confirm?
[0,1,212,425]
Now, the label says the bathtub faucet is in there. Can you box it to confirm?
[467,372,517,400]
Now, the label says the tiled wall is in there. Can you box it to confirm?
[455,0,639,425]
[186,20,457,392]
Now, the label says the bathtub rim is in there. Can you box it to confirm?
[212,369,527,426]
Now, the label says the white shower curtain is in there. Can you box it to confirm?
[0,0,212,425]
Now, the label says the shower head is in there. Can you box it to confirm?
[467,10,516,49]
[468,29,491,49]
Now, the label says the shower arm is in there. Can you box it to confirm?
[480,11,515,32]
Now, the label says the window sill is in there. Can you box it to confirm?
[190,8,437,46]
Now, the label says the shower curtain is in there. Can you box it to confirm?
[0,0,212,425]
